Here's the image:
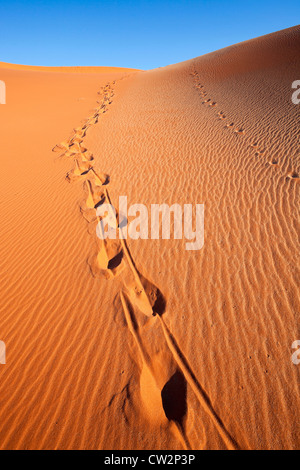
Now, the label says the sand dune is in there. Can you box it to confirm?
[0,26,299,450]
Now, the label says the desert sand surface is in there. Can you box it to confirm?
[0,26,299,450]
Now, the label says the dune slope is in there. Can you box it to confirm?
[0,26,299,450]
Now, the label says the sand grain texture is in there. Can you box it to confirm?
[0,26,299,449]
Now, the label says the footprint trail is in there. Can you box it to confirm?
[191,68,298,180]
[53,77,241,450]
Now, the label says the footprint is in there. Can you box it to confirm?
[73,159,91,176]
[123,271,163,317]
[69,142,85,153]
[234,128,245,135]
[85,180,105,207]
[90,168,110,186]
[120,293,190,448]
[84,180,97,209]
[95,192,119,231]
[52,141,70,153]
[73,126,88,138]
[64,149,78,158]
[71,136,84,145]
[88,116,98,125]
[98,106,107,115]
[97,241,123,271]
[66,159,91,181]
[80,150,94,162]
[162,370,188,430]
[157,315,239,450]
[287,171,299,180]
[88,240,124,279]
[79,181,106,223]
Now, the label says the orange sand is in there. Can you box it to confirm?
[0,26,299,450]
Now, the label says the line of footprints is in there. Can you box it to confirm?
[191,70,299,181]
[53,82,164,318]
[52,80,240,451]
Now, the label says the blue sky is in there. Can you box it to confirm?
[0,0,299,70]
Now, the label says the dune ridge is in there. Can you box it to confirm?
[0,61,140,74]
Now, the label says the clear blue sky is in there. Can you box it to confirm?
[0,0,299,70]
